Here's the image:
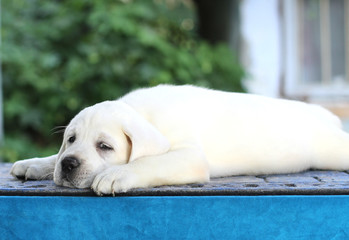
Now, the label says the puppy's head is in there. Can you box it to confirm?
[53,101,170,188]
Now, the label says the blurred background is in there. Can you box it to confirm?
[0,0,348,162]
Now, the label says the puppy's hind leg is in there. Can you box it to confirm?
[311,128,349,171]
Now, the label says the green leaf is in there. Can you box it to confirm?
[1,0,244,162]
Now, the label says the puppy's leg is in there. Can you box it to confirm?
[92,147,209,195]
[10,155,57,180]
[311,128,349,171]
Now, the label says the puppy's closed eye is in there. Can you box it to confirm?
[97,142,113,151]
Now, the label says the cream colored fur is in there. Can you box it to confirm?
[10,85,349,195]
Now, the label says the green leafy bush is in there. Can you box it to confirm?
[1,0,245,162]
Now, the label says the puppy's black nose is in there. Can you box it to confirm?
[61,156,80,174]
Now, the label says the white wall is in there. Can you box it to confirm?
[240,0,281,97]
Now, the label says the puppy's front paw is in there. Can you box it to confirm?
[10,159,52,180]
[91,166,141,196]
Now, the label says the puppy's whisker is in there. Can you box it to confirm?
[66,175,79,188]
[52,125,67,129]
[52,130,65,135]
[51,126,67,135]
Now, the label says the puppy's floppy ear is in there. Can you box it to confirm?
[122,116,170,162]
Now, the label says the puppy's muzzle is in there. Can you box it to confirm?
[61,156,80,174]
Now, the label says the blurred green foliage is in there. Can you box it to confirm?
[1,0,245,162]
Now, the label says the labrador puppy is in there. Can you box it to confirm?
[10,85,349,195]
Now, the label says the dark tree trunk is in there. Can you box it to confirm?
[194,0,240,51]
